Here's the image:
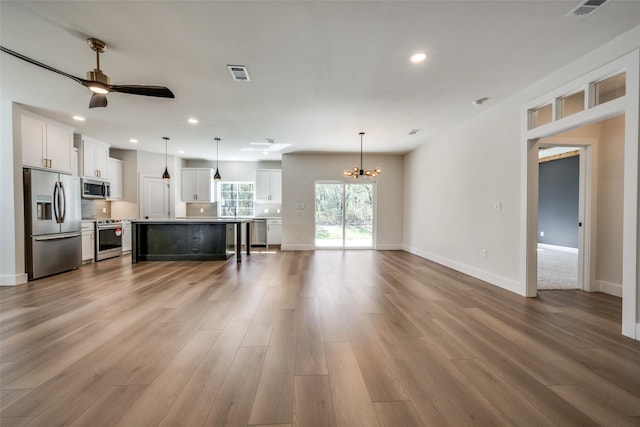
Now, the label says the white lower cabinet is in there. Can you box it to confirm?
[267,218,282,245]
[81,222,95,262]
[122,220,132,252]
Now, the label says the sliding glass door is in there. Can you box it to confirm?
[315,182,374,248]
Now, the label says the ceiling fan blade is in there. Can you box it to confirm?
[89,93,108,108]
[108,85,175,98]
[0,45,88,86]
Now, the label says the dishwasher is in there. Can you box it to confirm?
[250,219,267,246]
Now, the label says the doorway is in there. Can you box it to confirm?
[537,146,582,291]
[314,182,375,248]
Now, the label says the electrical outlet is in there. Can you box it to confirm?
[540,231,544,237]
[494,201,502,211]
[200,208,204,213]
[481,248,488,258]
[102,207,107,213]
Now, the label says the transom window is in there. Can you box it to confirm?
[218,182,255,217]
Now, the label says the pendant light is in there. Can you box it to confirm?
[343,132,381,179]
[214,137,222,180]
[162,137,170,180]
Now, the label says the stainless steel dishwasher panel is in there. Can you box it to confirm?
[251,219,267,246]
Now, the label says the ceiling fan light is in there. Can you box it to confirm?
[88,85,109,94]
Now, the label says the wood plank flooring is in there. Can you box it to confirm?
[1,249,640,426]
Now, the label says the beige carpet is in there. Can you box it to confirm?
[537,243,579,290]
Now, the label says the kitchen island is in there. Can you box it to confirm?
[131,219,252,264]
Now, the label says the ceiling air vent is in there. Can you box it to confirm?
[227,65,251,81]
[566,0,609,17]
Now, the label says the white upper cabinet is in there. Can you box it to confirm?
[75,134,110,179]
[108,158,123,200]
[181,168,214,202]
[255,169,282,203]
[21,112,74,174]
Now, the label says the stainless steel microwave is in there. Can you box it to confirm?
[82,178,110,199]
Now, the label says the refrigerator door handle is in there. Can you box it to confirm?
[53,182,60,223]
[59,182,66,223]
[34,232,82,241]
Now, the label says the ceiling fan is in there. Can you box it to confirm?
[0,38,175,108]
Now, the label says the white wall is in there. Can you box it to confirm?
[0,101,27,285]
[282,153,403,250]
[184,160,281,181]
[404,99,522,291]
[110,148,138,219]
[403,25,640,296]
[597,116,625,291]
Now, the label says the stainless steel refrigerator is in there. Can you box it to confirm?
[24,169,82,280]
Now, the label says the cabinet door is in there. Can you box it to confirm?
[82,230,94,261]
[21,114,46,169]
[83,141,97,177]
[181,169,197,201]
[46,124,73,174]
[195,169,213,202]
[269,170,282,203]
[122,224,132,252]
[255,170,271,202]
[108,158,123,200]
[267,224,282,245]
[94,144,109,178]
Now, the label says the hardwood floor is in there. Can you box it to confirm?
[1,249,640,426]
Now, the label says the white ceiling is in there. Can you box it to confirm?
[2,1,639,162]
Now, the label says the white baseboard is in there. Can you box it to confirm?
[282,243,403,251]
[403,245,524,296]
[375,244,404,250]
[595,280,622,297]
[0,273,28,286]
[281,244,316,251]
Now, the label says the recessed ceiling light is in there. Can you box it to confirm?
[262,151,268,155]
[178,150,185,154]
[129,138,138,143]
[72,115,85,121]
[410,53,427,63]
[188,118,198,124]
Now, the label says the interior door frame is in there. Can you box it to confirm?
[537,141,596,292]
[521,49,639,339]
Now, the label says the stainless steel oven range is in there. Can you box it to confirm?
[95,219,123,261]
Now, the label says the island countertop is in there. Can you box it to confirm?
[132,218,252,224]
[131,219,252,264]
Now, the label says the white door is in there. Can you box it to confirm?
[142,176,170,219]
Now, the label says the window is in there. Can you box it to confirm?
[594,72,626,105]
[529,103,553,129]
[218,182,255,217]
[560,91,585,118]
[315,182,374,248]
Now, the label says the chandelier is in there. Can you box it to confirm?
[343,132,381,179]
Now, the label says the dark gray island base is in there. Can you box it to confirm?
[131,219,251,264]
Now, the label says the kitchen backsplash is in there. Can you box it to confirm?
[255,202,282,217]
[186,202,217,218]
[81,199,111,219]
